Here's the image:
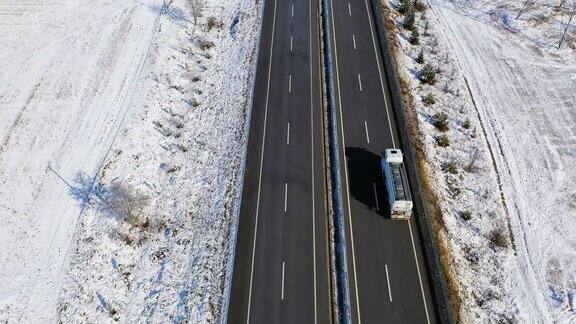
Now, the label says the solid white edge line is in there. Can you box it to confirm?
[408,221,431,323]
[364,120,370,144]
[281,261,286,300]
[284,182,288,212]
[362,0,396,148]
[329,0,362,322]
[352,34,357,50]
[310,0,318,321]
[358,73,363,92]
[385,264,392,302]
[289,74,292,93]
[246,0,278,321]
[287,122,290,145]
[373,182,379,211]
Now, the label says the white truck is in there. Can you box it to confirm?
[381,149,413,219]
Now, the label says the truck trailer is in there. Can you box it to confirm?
[381,149,413,219]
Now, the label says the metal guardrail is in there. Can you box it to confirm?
[367,0,454,322]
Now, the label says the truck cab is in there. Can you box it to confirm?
[381,149,413,219]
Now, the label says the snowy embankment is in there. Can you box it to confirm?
[382,0,576,321]
[57,0,261,322]
[0,0,261,322]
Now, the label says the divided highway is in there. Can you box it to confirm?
[227,0,331,322]
[228,0,440,322]
[327,0,437,322]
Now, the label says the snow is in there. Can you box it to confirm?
[3,0,572,320]
[56,0,261,321]
[0,0,261,322]
[431,0,576,320]
[0,0,161,321]
[384,0,576,321]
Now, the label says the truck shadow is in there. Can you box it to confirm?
[344,147,389,216]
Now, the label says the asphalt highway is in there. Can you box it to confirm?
[227,0,331,322]
[229,0,439,322]
[327,0,438,322]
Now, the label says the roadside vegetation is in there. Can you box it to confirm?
[377,0,518,320]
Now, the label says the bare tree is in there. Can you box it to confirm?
[189,0,205,25]
[101,182,150,227]
[465,148,479,172]
[558,0,576,48]
[516,0,533,18]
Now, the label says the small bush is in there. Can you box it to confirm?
[489,228,509,249]
[422,93,435,105]
[414,0,426,12]
[416,50,425,64]
[403,9,415,30]
[436,134,450,147]
[418,64,436,84]
[178,141,190,153]
[444,161,458,174]
[122,233,134,245]
[463,118,471,129]
[101,182,149,227]
[398,0,412,14]
[410,29,420,45]
[207,17,224,31]
[466,249,479,263]
[169,116,184,129]
[423,21,430,36]
[197,38,214,51]
[461,210,472,220]
[433,112,449,132]
[192,98,200,108]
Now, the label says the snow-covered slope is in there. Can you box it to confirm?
[0,0,161,321]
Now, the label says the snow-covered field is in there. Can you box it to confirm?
[0,0,161,320]
[384,0,576,321]
[0,0,261,322]
[431,0,576,321]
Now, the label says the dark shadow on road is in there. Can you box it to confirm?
[345,147,390,216]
